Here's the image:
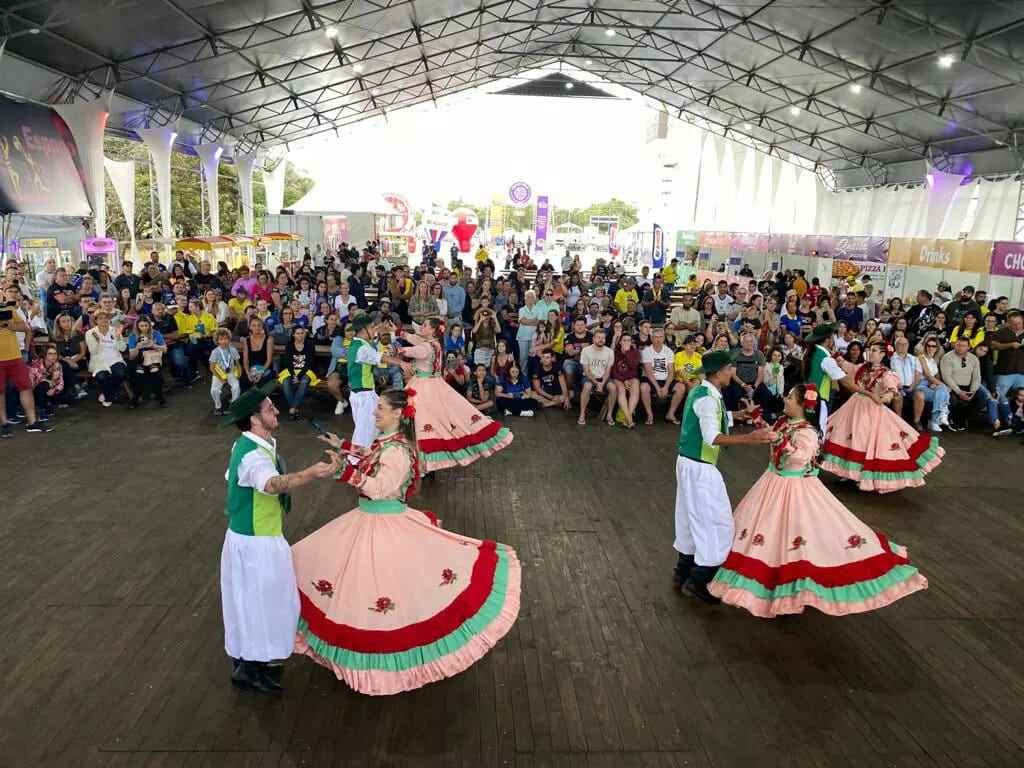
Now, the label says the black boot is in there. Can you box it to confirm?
[683,565,722,605]
[672,553,695,592]
[257,662,284,691]
[231,659,275,693]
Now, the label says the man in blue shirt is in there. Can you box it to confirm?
[442,272,466,322]
[835,294,864,333]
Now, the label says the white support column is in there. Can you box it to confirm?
[195,143,224,235]
[104,157,137,258]
[136,122,179,240]
[53,94,111,236]
[235,152,261,235]
[264,156,288,215]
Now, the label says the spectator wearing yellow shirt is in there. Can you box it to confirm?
[662,260,678,287]
[475,245,489,264]
[686,274,700,293]
[666,334,703,424]
[228,289,252,326]
[793,269,809,298]
[614,278,639,315]
[546,309,565,355]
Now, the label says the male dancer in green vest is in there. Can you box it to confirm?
[673,350,774,603]
[802,323,857,430]
[221,382,339,692]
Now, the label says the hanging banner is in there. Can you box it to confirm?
[488,196,505,240]
[652,224,665,268]
[910,238,962,271]
[608,222,620,258]
[0,95,91,215]
[828,235,889,263]
[534,195,549,252]
[990,242,1024,278]
[323,215,349,253]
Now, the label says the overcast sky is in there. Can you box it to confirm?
[289,74,656,212]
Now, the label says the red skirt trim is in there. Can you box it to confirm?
[821,431,932,472]
[721,532,911,589]
[298,541,497,653]
[418,420,502,453]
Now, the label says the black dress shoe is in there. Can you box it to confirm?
[258,662,285,691]
[672,553,695,593]
[231,660,276,693]
[683,565,722,605]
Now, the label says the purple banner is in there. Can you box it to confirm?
[991,241,1024,278]
[534,195,549,252]
[818,235,889,263]
[730,232,770,254]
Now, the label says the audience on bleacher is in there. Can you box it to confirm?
[2,240,1024,446]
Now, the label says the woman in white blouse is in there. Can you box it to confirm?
[913,332,951,432]
[85,310,128,407]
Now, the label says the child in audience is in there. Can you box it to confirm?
[209,328,241,415]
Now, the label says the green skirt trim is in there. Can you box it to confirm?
[712,562,923,605]
[821,440,940,482]
[419,427,512,465]
[297,547,511,672]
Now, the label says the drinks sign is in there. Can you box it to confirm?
[990,241,1024,278]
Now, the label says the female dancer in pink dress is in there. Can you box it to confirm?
[398,318,513,473]
[708,384,928,617]
[291,389,521,695]
[820,342,943,493]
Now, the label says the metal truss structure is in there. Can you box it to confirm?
[2,0,1024,187]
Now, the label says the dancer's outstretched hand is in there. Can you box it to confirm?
[318,432,343,450]
[747,427,776,444]
[311,452,342,478]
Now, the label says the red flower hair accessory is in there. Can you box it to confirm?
[803,383,819,411]
[404,387,417,397]
[402,404,416,419]
[437,320,446,336]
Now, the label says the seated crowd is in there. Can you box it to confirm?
[2,242,1023,443]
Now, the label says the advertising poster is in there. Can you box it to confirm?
[322,215,349,253]
[652,224,664,268]
[534,195,549,252]
[991,241,1024,278]
[0,95,91,215]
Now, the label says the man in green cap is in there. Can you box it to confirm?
[345,313,385,463]
[673,349,774,603]
[802,322,857,430]
[220,381,340,692]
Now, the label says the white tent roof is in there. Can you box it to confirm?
[288,182,391,215]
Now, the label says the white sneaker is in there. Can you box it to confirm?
[521,410,535,417]
[504,410,512,416]
[928,422,941,432]
[334,400,347,415]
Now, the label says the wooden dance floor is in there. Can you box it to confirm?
[3,387,1023,768]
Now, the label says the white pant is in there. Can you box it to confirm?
[220,530,299,662]
[673,456,734,567]
[349,390,379,463]
[212,373,240,407]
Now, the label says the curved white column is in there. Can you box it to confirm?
[136,123,179,239]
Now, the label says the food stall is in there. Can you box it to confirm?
[81,237,119,270]
[258,232,303,269]
[174,235,256,269]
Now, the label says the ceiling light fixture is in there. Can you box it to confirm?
[850,83,862,94]
[585,59,593,65]
[937,54,954,68]
[371,88,380,95]
[352,63,364,73]
[565,82,574,90]
[789,106,801,116]
[743,123,752,130]
[28,27,41,34]
[605,28,616,37]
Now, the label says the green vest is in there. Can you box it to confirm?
[225,435,291,537]
[347,336,377,392]
[808,345,833,402]
[677,384,729,465]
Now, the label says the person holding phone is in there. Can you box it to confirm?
[127,316,168,408]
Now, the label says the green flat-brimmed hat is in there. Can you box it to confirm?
[694,350,734,375]
[349,314,374,333]
[803,322,836,344]
[220,380,278,426]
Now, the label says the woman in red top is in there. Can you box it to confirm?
[251,270,274,303]
[610,333,642,428]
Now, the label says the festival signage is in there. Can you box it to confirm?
[508,181,532,208]
[534,195,549,252]
[609,222,620,257]
[381,193,412,234]
[768,233,805,254]
[0,95,91,216]
[910,238,961,270]
[652,224,664,268]
[827,235,889,263]
[322,215,349,253]
[451,208,478,252]
[990,241,1024,278]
